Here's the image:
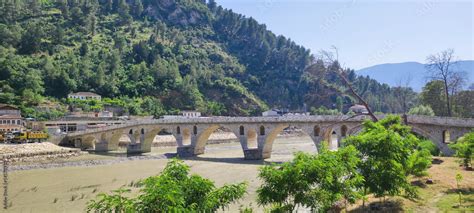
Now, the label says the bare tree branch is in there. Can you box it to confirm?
[425,49,465,117]
[318,48,378,122]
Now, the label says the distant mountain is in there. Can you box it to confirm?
[356,60,474,92]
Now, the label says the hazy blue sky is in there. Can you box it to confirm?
[217,0,473,69]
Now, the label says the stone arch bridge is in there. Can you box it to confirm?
[64,115,474,160]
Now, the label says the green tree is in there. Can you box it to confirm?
[132,0,144,18]
[257,146,363,212]
[117,0,132,25]
[310,106,341,115]
[421,80,447,116]
[408,105,435,116]
[453,90,474,118]
[344,115,432,201]
[425,49,466,117]
[18,22,43,54]
[450,131,474,169]
[87,159,247,212]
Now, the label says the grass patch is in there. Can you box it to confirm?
[436,188,474,212]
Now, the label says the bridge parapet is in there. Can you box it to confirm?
[67,115,373,137]
[407,115,474,127]
[64,115,474,159]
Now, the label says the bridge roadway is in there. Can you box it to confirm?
[64,115,474,160]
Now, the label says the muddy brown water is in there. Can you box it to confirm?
[3,136,318,212]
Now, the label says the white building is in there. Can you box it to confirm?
[181,111,201,117]
[68,92,102,100]
[262,110,279,117]
[97,111,113,118]
[349,104,369,114]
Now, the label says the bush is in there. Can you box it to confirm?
[408,105,435,116]
[344,115,432,199]
[449,132,474,169]
[257,146,363,212]
[310,106,341,115]
[87,159,247,212]
[419,140,440,156]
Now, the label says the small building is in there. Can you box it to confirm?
[97,111,113,118]
[0,124,24,132]
[349,104,369,114]
[0,104,21,116]
[181,111,201,117]
[68,92,101,101]
[0,104,24,132]
[262,109,279,117]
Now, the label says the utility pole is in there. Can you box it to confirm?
[3,156,8,210]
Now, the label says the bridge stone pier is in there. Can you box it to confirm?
[64,115,474,160]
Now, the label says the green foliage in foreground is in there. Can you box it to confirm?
[87,159,247,212]
[450,131,474,169]
[344,115,432,199]
[419,139,440,156]
[257,146,363,212]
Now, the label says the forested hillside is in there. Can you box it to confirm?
[0,0,408,118]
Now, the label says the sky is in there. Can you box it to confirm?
[217,0,473,70]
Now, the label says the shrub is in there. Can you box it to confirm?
[450,132,474,169]
[257,146,363,212]
[419,140,440,156]
[408,105,435,116]
[87,159,247,212]
[344,115,432,200]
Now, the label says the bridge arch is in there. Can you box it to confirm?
[410,126,450,155]
[140,125,183,152]
[82,135,97,150]
[261,124,289,158]
[193,125,221,155]
[260,124,319,159]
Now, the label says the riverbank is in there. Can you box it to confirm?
[3,137,313,212]
[2,136,473,212]
[0,143,81,165]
